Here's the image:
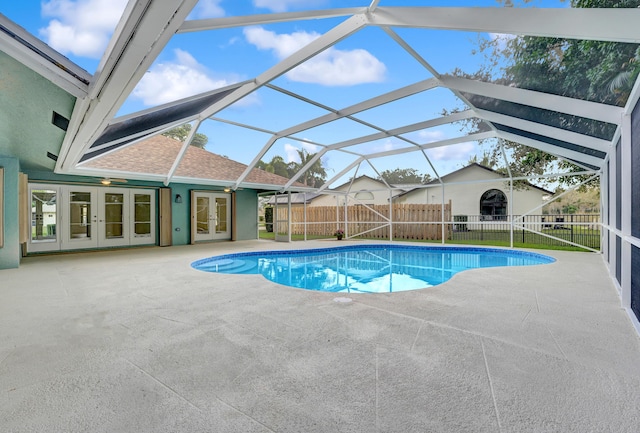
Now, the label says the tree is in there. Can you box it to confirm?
[287,149,327,188]
[378,168,431,185]
[162,124,209,149]
[258,150,328,188]
[447,0,640,189]
[257,155,290,178]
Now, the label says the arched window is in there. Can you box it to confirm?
[354,190,374,201]
[480,189,507,220]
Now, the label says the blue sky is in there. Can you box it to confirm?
[2,0,567,185]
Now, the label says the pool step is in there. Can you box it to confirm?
[197,258,258,274]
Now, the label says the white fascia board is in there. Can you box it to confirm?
[495,130,604,169]
[59,0,199,171]
[473,108,611,153]
[178,8,365,32]
[197,14,368,121]
[69,166,167,183]
[441,76,622,125]
[369,7,640,43]
[0,15,90,98]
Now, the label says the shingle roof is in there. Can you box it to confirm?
[85,134,302,187]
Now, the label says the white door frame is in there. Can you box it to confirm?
[28,183,61,253]
[28,183,156,252]
[192,191,231,242]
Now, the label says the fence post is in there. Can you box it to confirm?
[570,214,574,244]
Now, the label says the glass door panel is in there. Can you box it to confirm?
[193,192,230,242]
[104,192,124,239]
[62,187,97,250]
[28,185,60,252]
[130,190,156,245]
[98,188,129,247]
[215,197,227,234]
[197,196,210,236]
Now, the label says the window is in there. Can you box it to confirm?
[480,189,507,220]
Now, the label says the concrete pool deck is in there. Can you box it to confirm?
[1,240,640,432]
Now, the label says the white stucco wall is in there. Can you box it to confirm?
[310,177,403,207]
[395,165,547,217]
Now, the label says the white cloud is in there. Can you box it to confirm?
[132,49,236,106]
[39,0,128,59]
[372,139,399,153]
[189,0,225,19]
[418,129,447,143]
[253,0,327,13]
[284,141,320,163]
[428,142,476,161]
[244,27,386,86]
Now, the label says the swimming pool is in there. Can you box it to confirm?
[192,244,555,294]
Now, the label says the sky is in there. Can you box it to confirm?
[1,0,568,186]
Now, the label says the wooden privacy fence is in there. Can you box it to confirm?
[285,202,452,240]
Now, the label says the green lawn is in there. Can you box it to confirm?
[259,228,600,252]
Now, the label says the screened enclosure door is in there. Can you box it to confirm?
[274,193,291,242]
[192,192,231,242]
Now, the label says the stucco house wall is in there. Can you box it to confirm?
[309,176,404,207]
[394,164,549,218]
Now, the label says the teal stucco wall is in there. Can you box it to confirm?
[0,157,20,269]
[235,189,258,240]
[168,184,259,244]
[14,170,259,254]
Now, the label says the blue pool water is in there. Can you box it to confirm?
[192,245,555,294]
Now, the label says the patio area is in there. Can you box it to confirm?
[1,241,640,432]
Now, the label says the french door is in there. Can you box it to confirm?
[28,184,155,252]
[192,192,231,242]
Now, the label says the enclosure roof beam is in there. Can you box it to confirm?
[317,157,365,193]
[494,130,604,170]
[178,8,365,32]
[473,108,612,153]
[440,76,623,125]
[367,7,640,43]
[324,110,476,153]
[56,0,199,172]
[196,14,368,122]
[366,132,494,160]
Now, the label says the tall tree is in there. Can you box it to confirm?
[378,168,431,185]
[257,155,290,178]
[258,150,328,188]
[287,149,327,188]
[447,0,640,189]
[162,124,209,149]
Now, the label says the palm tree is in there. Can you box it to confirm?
[609,46,640,105]
[289,149,327,188]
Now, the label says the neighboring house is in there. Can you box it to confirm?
[307,175,406,207]
[394,164,552,219]
[266,192,320,207]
